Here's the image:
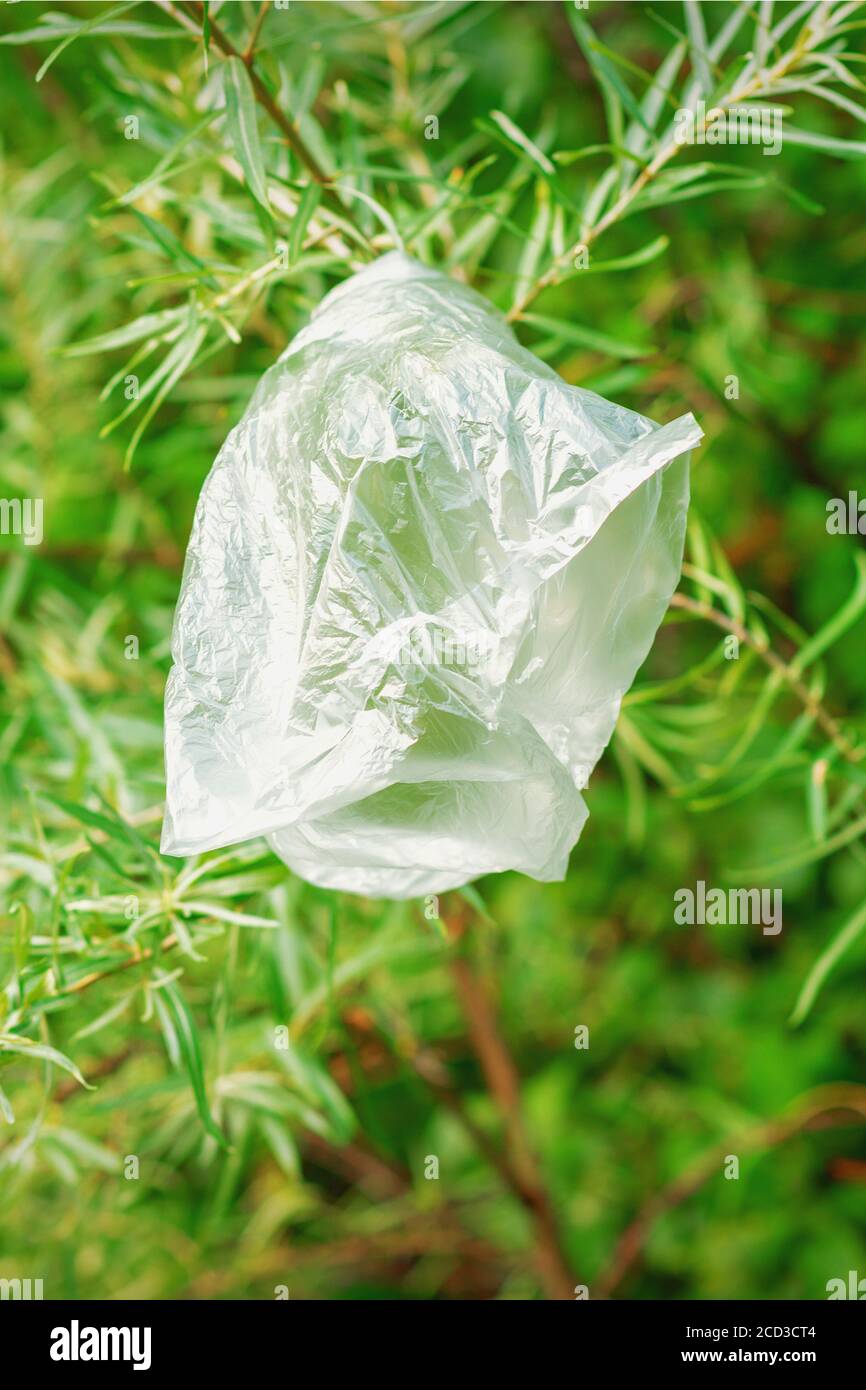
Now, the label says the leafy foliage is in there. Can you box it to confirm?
[1,0,866,1299]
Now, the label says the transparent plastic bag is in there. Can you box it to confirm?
[161,252,702,897]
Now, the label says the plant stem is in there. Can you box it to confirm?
[57,933,178,1002]
[182,1,329,184]
[669,592,864,767]
[440,895,577,1300]
[596,1083,866,1297]
[167,0,369,247]
[507,7,834,322]
[242,1,270,65]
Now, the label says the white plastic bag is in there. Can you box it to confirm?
[161,252,702,897]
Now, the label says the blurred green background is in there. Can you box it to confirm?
[1,0,865,1300]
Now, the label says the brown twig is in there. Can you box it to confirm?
[362,923,576,1298]
[180,0,360,237]
[242,1,270,65]
[185,1218,510,1298]
[435,895,576,1300]
[669,591,864,767]
[57,933,178,1001]
[151,0,365,248]
[596,1084,866,1298]
[56,1045,135,1102]
[181,0,326,183]
[506,7,840,322]
[301,1130,409,1200]
[409,1040,528,1193]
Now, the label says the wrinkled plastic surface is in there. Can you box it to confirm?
[161,251,702,898]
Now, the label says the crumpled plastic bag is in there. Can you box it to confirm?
[161,251,702,898]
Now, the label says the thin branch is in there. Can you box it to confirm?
[56,1044,135,1102]
[596,1083,866,1297]
[153,0,200,40]
[669,591,864,766]
[156,0,368,249]
[507,7,847,321]
[55,933,178,1001]
[436,895,577,1300]
[182,1,327,182]
[243,1,270,66]
[379,1005,574,1299]
[448,955,577,1300]
[180,0,362,244]
[184,1219,511,1297]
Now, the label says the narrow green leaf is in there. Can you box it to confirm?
[790,552,866,677]
[131,209,218,288]
[61,309,186,358]
[0,1035,93,1090]
[755,0,775,67]
[202,0,211,74]
[562,234,671,277]
[158,981,227,1148]
[478,113,578,210]
[44,794,158,876]
[780,125,866,159]
[112,113,221,208]
[487,110,555,175]
[634,174,767,210]
[180,901,279,929]
[0,1085,14,1124]
[626,39,687,156]
[769,0,821,47]
[512,180,552,313]
[153,988,182,1069]
[84,835,140,884]
[223,56,272,214]
[555,144,644,166]
[802,83,866,124]
[258,1114,300,1179]
[186,866,287,898]
[457,884,494,923]
[769,177,824,216]
[289,182,322,264]
[730,810,866,881]
[45,1126,120,1174]
[568,13,652,134]
[10,902,33,976]
[684,1,712,97]
[72,994,133,1044]
[44,795,135,844]
[518,312,651,360]
[27,3,150,79]
[123,319,208,470]
[274,1040,355,1145]
[790,901,866,1026]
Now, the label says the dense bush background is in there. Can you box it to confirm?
[1,0,865,1299]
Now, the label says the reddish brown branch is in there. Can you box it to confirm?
[181,0,363,236]
[439,895,576,1300]
[596,1084,866,1298]
[669,590,863,766]
[242,1,270,65]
